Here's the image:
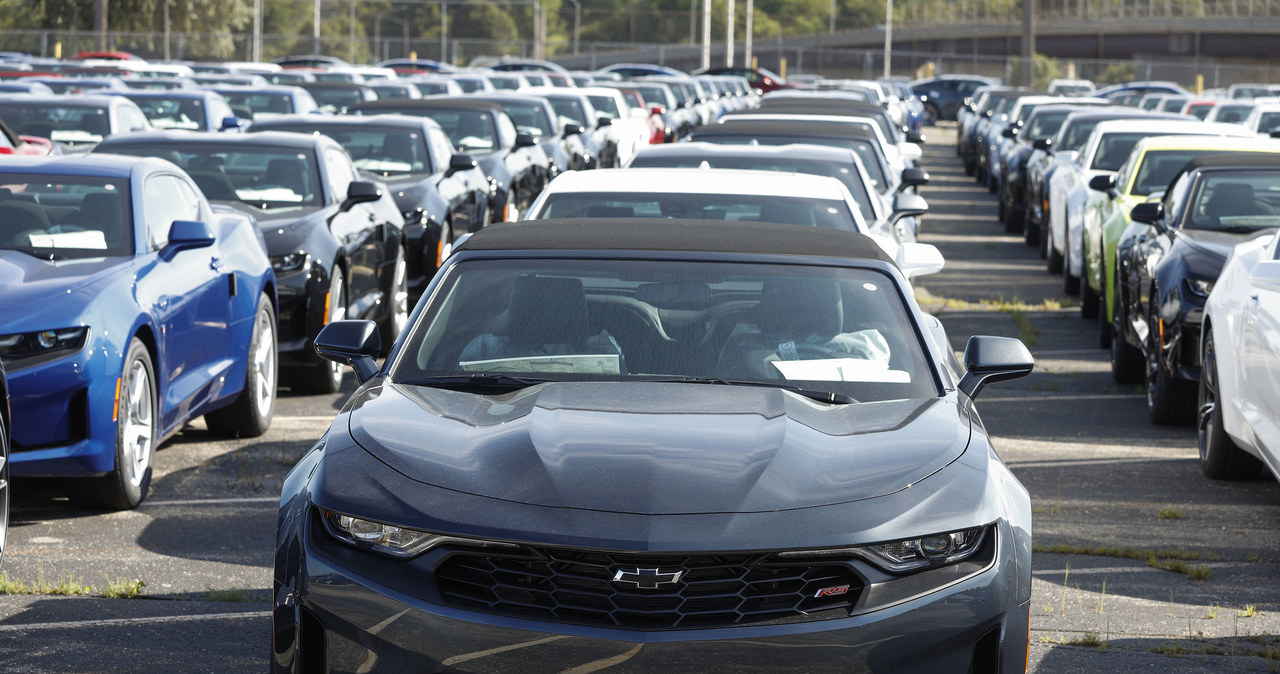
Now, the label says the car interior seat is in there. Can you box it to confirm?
[265,158,311,200]
[68,192,126,252]
[1203,181,1274,224]
[716,276,844,379]
[0,200,54,247]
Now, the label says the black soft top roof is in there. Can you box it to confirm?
[687,119,877,139]
[348,97,507,114]
[1182,152,1280,171]
[456,219,894,264]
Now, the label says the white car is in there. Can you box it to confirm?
[522,167,943,279]
[1199,232,1280,481]
[1047,118,1251,290]
[719,113,918,171]
[1242,103,1280,136]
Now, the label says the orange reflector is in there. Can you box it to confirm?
[322,291,331,326]
[1026,605,1032,672]
[112,377,122,422]
[434,241,443,268]
[503,204,512,222]
[1158,317,1164,348]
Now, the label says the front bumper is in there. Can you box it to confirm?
[277,517,1029,674]
[5,344,119,476]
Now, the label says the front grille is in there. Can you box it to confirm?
[436,548,861,629]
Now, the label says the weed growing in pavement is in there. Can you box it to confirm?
[1101,383,1117,393]
[1034,542,1218,579]
[1208,604,1220,619]
[1029,382,1060,392]
[101,577,146,599]
[1159,508,1183,520]
[1095,578,1107,614]
[1008,309,1038,346]
[1248,553,1260,563]
[1239,604,1262,618]
[1066,632,1107,649]
[1145,555,1211,581]
[205,587,251,602]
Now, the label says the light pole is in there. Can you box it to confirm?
[883,0,892,78]
[744,0,753,67]
[567,0,581,55]
[313,0,321,55]
[726,0,734,66]
[701,0,711,70]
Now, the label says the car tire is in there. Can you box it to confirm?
[299,267,347,395]
[0,406,9,565]
[1198,331,1262,479]
[1036,215,1048,259]
[205,292,277,438]
[379,245,409,355]
[1047,232,1064,274]
[1145,305,1196,425]
[996,191,1006,224]
[76,338,156,510]
[1110,304,1142,384]
[924,103,939,127]
[963,157,975,177]
[1078,273,1098,318]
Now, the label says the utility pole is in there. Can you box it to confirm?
[313,0,321,55]
[253,0,263,62]
[441,3,449,63]
[726,0,734,66]
[744,0,753,67]
[701,0,711,70]
[883,0,892,78]
[1021,0,1036,87]
[567,0,581,55]
[94,0,108,51]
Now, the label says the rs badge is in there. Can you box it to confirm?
[814,585,850,598]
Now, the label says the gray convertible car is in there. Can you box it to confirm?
[273,220,1034,673]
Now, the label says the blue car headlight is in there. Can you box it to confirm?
[0,326,89,362]
[857,526,987,573]
[320,508,522,559]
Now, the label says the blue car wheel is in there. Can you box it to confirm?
[75,337,156,510]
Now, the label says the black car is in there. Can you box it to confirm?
[246,114,492,300]
[910,74,1000,123]
[94,131,407,393]
[461,93,593,174]
[1113,153,1280,423]
[998,103,1098,240]
[299,81,379,114]
[957,88,1021,178]
[349,98,552,222]
[274,219,1035,673]
[0,359,8,567]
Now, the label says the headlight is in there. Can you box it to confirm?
[271,252,308,273]
[0,326,89,361]
[402,207,425,226]
[1188,278,1214,297]
[856,526,988,573]
[320,509,520,559]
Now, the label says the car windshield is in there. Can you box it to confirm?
[548,98,587,127]
[0,174,132,258]
[274,124,432,177]
[106,144,323,208]
[219,92,295,120]
[535,192,857,230]
[0,103,111,149]
[419,110,497,153]
[1216,106,1252,124]
[1091,132,1153,171]
[307,87,367,114]
[1024,110,1071,141]
[129,96,205,130]
[1188,171,1280,231]
[1257,112,1280,134]
[392,258,937,402]
[498,102,553,139]
[1130,150,1210,196]
[628,155,876,223]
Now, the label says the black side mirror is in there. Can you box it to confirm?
[596,116,613,128]
[161,219,215,261]
[220,116,242,131]
[958,335,1034,398]
[1088,173,1116,195]
[1001,125,1017,138]
[1130,201,1164,225]
[314,319,381,382]
[906,130,925,144]
[447,154,477,174]
[513,132,538,149]
[1033,138,1052,151]
[890,192,929,225]
[899,167,930,192]
[341,181,382,211]
[563,123,585,137]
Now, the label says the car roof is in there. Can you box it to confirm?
[1091,118,1245,135]
[633,142,857,162]
[1129,135,1280,153]
[97,129,323,149]
[350,98,507,113]
[538,167,851,198]
[249,113,432,130]
[689,119,877,138]
[0,153,161,178]
[0,93,123,106]
[1181,152,1280,170]
[456,219,892,264]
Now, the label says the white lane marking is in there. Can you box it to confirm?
[441,635,570,666]
[273,416,337,422]
[558,644,645,674]
[139,496,278,508]
[1007,457,1188,469]
[0,610,270,632]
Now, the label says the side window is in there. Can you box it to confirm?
[324,148,356,204]
[428,128,455,169]
[118,105,147,132]
[494,113,518,147]
[144,174,201,250]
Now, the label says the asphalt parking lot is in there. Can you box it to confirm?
[1,124,1278,673]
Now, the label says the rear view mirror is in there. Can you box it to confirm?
[1033,138,1052,152]
[890,192,929,226]
[161,219,215,260]
[1088,174,1116,194]
[513,132,538,149]
[597,116,613,128]
[448,154,477,174]
[958,336,1034,398]
[897,242,945,279]
[1250,260,1280,292]
[341,181,382,211]
[899,167,930,192]
[314,319,381,382]
[1129,201,1163,225]
[563,123,585,137]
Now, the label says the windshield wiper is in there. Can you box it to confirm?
[645,377,856,404]
[4,247,63,261]
[1212,225,1274,234]
[401,373,554,391]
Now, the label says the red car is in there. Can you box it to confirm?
[0,119,53,155]
[696,66,790,93]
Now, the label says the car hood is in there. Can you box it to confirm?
[1177,228,1277,260]
[222,203,327,256]
[0,250,129,315]
[344,381,969,515]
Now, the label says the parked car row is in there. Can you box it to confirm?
[953,80,1280,494]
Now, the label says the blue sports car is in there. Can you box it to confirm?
[0,155,277,509]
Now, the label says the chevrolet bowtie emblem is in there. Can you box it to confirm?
[611,567,684,589]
